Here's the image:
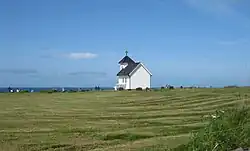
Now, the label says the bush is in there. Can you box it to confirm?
[118,87,124,91]
[152,88,160,91]
[145,87,150,91]
[68,90,77,93]
[173,106,250,151]
[169,86,174,89]
[135,87,143,91]
[224,85,239,88]
[20,90,29,93]
[127,89,132,91]
[40,90,51,93]
[40,89,58,93]
[52,89,58,92]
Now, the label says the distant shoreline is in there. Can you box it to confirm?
[1,85,248,93]
[0,87,114,93]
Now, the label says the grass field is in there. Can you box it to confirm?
[0,88,250,151]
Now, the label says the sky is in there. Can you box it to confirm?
[0,0,250,87]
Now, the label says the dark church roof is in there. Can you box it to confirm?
[118,56,136,64]
[117,62,140,76]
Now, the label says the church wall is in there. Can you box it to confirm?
[130,65,151,89]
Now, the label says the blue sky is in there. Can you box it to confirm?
[0,0,250,87]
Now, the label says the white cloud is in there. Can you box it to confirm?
[66,52,98,60]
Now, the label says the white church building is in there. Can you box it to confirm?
[115,51,152,90]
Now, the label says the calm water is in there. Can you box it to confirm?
[0,87,114,93]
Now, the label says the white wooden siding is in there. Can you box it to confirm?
[130,65,151,89]
[118,76,125,84]
[117,76,130,89]
[125,78,130,89]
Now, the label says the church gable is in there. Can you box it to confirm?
[118,51,136,64]
[116,51,152,77]
[129,63,152,77]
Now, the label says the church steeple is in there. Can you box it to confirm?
[118,50,135,65]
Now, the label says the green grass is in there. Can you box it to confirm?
[0,88,249,150]
[173,106,250,151]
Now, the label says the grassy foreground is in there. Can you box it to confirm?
[0,88,249,151]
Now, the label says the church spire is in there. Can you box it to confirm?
[118,50,135,64]
[125,50,128,56]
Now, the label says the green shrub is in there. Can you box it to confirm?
[173,106,250,151]
[101,132,153,141]
[118,87,124,91]
[153,88,161,91]
[224,85,239,88]
[68,90,78,93]
[136,87,143,91]
[40,90,49,93]
[40,89,58,93]
[20,90,29,93]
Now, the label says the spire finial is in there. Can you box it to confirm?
[125,50,128,56]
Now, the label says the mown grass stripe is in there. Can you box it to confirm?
[172,97,237,109]
[109,97,241,114]
[90,134,190,151]
[168,95,236,107]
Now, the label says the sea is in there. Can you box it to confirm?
[0,87,114,93]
